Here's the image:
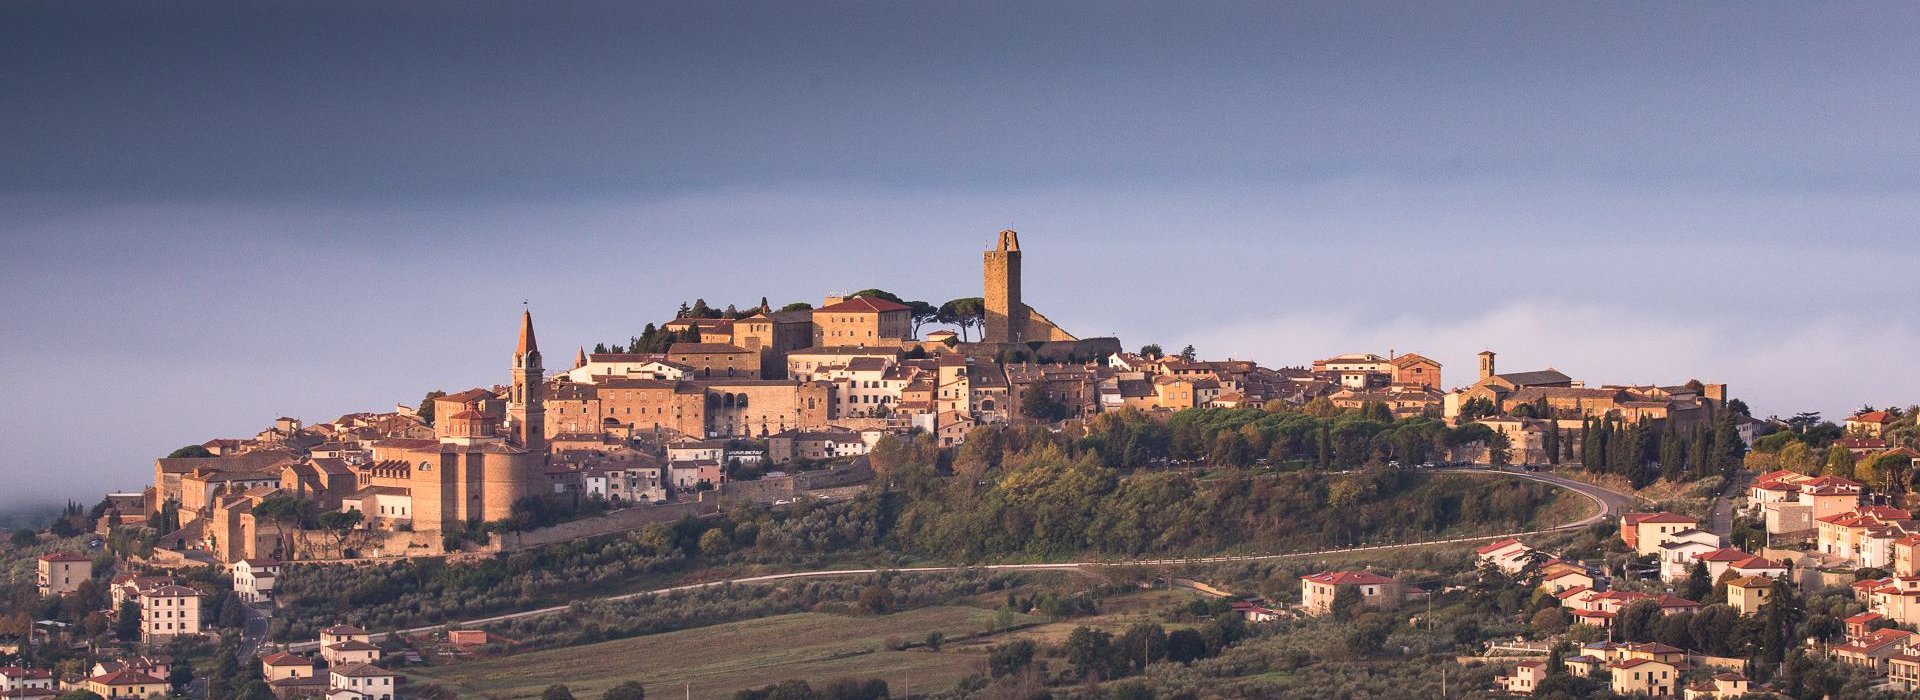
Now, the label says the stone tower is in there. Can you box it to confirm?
[509,309,546,453]
[1478,350,1496,381]
[983,229,1027,345]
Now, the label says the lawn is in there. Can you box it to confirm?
[407,606,1039,699]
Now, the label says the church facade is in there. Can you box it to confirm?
[366,311,551,531]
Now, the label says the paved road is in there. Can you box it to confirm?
[284,469,1630,651]
[1708,470,1750,538]
[238,600,272,660]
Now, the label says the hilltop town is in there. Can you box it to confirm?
[3,230,1914,700]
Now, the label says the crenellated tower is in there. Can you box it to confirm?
[508,309,546,453]
[983,229,1027,345]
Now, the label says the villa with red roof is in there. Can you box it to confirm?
[1847,410,1900,439]
[1759,475,1865,544]
[1834,627,1916,675]
[1684,672,1751,699]
[1474,538,1535,574]
[1299,571,1399,615]
[1609,658,1681,697]
[1496,660,1547,694]
[1621,512,1701,556]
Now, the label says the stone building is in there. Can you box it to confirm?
[814,295,912,347]
[667,342,761,379]
[365,310,552,532]
[731,308,815,378]
[37,552,91,597]
[981,229,1077,346]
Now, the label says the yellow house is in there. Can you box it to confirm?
[1539,567,1595,594]
[1298,571,1398,615]
[260,651,316,682]
[1610,658,1680,697]
[1496,660,1547,694]
[86,670,167,699]
[1621,513,1701,557]
[1727,576,1773,615]
[1684,672,1751,699]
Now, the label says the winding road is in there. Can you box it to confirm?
[285,468,1632,652]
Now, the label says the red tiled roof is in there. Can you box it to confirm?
[89,669,163,686]
[1696,547,1755,562]
[818,295,909,313]
[37,551,89,562]
[1611,658,1672,669]
[259,652,310,667]
[1852,411,1897,424]
[1301,571,1394,586]
[1475,538,1525,555]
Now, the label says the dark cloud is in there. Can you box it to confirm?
[3,2,1920,505]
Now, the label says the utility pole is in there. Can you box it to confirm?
[1440,667,1447,698]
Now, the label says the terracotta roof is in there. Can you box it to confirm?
[37,551,89,562]
[517,309,538,356]
[1624,641,1685,654]
[1388,353,1436,367]
[1697,547,1755,562]
[89,669,163,686]
[1475,538,1525,555]
[328,662,394,678]
[326,640,380,652]
[259,651,311,667]
[817,295,909,313]
[1494,369,1573,386]
[142,585,200,597]
[1301,571,1394,585]
[1852,410,1897,424]
[1610,658,1673,670]
[440,388,496,403]
[320,624,368,636]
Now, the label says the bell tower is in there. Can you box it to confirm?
[509,309,546,453]
[983,229,1027,345]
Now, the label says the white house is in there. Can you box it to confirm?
[327,662,397,700]
[233,558,280,603]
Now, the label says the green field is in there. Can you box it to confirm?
[408,606,1044,699]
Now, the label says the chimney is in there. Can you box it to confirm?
[1478,351,1496,381]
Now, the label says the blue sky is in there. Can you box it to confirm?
[3,1,1919,506]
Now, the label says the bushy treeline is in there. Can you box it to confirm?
[886,444,1557,560]
[733,678,888,700]
[1070,406,1494,471]
[273,524,691,641]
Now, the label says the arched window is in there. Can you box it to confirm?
[737,393,748,409]
[419,461,432,471]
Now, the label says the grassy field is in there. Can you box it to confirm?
[408,606,1041,700]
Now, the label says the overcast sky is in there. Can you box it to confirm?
[3,1,1918,507]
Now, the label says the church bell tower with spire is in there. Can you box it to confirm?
[509,309,546,454]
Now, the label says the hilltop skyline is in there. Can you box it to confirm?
[6,1,1920,505]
